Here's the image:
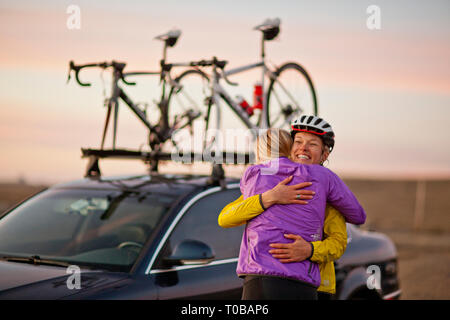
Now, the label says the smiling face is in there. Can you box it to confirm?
[290,132,329,165]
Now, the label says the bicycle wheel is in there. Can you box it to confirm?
[166,69,209,153]
[266,62,318,130]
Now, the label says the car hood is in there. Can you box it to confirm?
[0,260,129,299]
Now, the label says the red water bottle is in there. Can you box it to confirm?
[253,82,263,110]
[236,95,253,116]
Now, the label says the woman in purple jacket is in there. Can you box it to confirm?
[238,128,366,300]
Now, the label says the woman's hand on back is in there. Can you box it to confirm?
[269,234,313,263]
[260,176,315,209]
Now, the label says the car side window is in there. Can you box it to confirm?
[154,188,245,268]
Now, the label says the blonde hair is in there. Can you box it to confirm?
[256,128,293,163]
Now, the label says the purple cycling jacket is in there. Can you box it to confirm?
[237,157,366,287]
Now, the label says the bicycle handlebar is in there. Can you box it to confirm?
[189,57,228,69]
[188,57,237,86]
[220,68,238,86]
[67,60,136,87]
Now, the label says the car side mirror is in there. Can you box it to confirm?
[163,239,215,266]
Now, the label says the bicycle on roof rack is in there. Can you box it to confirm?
[67,29,212,173]
[67,29,210,154]
[181,18,318,151]
[67,19,318,178]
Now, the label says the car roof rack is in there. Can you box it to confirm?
[81,148,255,187]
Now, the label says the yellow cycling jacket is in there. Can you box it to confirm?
[218,195,347,294]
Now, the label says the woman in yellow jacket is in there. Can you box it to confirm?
[219,193,346,298]
[218,116,349,299]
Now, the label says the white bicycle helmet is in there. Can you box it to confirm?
[291,115,335,152]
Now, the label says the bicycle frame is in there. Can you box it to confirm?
[210,58,274,135]
[106,61,196,149]
[207,27,299,136]
[210,58,305,139]
[100,66,158,149]
[205,19,309,138]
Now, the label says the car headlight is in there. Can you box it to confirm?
[384,261,397,275]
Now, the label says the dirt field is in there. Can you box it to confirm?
[0,178,449,299]
[344,179,450,299]
[0,183,47,213]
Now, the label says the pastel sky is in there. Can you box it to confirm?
[1,0,449,184]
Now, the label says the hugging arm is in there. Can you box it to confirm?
[268,205,347,264]
[218,194,263,228]
[218,177,347,265]
[218,176,313,228]
[310,205,347,263]
[326,169,366,225]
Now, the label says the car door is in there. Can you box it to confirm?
[150,186,245,299]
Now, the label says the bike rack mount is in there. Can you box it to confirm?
[81,148,255,187]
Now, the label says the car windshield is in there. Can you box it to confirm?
[0,188,175,272]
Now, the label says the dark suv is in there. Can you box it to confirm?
[0,174,400,300]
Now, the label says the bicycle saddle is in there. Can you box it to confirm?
[254,18,280,40]
[154,29,182,47]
